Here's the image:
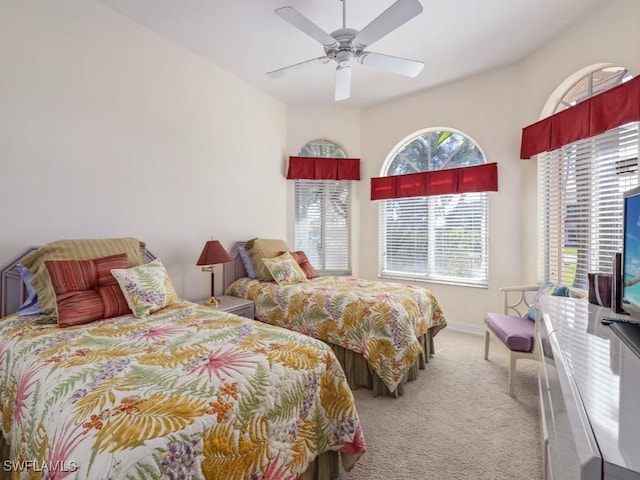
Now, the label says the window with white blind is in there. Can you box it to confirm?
[538,123,638,289]
[538,67,637,289]
[379,129,489,285]
[295,140,351,274]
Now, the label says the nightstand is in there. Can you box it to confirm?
[201,295,255,319]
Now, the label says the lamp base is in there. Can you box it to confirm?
[205,296,220,307]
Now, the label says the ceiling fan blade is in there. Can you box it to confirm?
[335,65,352,101]
[357,51,424,77]
[275,6,339,48]
[355,0,423,48]
[267,56,330,79]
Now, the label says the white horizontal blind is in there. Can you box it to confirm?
[380,191,489,285]
[295,180,351,274]
[538,122,639,289]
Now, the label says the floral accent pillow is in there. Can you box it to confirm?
[111,259,179,317]
[262,252,307,285]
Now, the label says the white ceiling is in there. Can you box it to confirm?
[97,0,606,108]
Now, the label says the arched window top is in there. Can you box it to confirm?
[298,139,347,158]
[383,128,485,177]
[541,64,633,118]
[554,65,631,113]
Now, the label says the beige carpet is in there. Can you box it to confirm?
[341,329,543,480]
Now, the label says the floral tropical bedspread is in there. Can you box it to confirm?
[226,276,447,392]
[0,301,365,479]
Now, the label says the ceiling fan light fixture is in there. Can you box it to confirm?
[268,0,424,101]
[335,50,354,67]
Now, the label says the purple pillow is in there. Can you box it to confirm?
[16,263,43,316]
[238,245,257,279]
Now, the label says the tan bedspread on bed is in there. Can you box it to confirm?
[226,276,447,392]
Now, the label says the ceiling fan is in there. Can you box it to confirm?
[267,0,424,101]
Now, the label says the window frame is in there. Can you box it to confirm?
[537,66,637,290]
[378,128,490,287]
[294,139,352,275]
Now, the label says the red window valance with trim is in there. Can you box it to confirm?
[370,162,498,200]
[286,156,361,180]
[520,75,640,159]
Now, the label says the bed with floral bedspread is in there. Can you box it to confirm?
[0,300,365,479]
[226,276,447,396]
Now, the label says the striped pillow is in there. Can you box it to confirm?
[21,237,145,322]
[45,253,131,327]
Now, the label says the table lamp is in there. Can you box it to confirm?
[196,239,231,306]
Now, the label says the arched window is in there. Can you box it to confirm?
[295,139,351,274]
[538,66,637,288]
[379,129,489,285]
[553,66,630,113]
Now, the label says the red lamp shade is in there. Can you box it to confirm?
[196,240,231,266]
[197,240,231,301]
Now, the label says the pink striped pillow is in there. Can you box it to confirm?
[45,253,131,327]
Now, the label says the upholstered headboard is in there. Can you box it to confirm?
[0,247,156,318]
[223,242,248,290]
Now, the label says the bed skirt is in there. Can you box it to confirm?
[330,325,445,398]
[0,434,341,480]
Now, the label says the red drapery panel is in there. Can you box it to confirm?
[458,163,498,193]
[520,75,640,159]
[371,163,498,200]
[286,156,361,180]
[549,100,591,151]
[590,76,640,136]
[425,169,458,195]
[314,158,338,179]
[396,172,426,198]
[520,117,552,160]
[337,158,361,180]
[370,176,396,200]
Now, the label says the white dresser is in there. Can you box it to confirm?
[538,296,640,480]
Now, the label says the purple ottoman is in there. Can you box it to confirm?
[484,312,535,353]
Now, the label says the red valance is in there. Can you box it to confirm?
[521,75,640,159]
[371,163,498,200]
[286,156,361,180]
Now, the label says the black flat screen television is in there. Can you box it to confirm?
[622,185,640,319]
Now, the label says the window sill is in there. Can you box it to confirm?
[379,273,488,289]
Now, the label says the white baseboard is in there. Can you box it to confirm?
[444,321,484,336]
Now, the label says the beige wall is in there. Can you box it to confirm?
[0,0,287,301]
[281,0,640,332]
[2,0,638,331]
[356,0,640,332]
[360,67,521,332]
[518,0,640,283]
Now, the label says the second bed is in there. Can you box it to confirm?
[224,241,447,397]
